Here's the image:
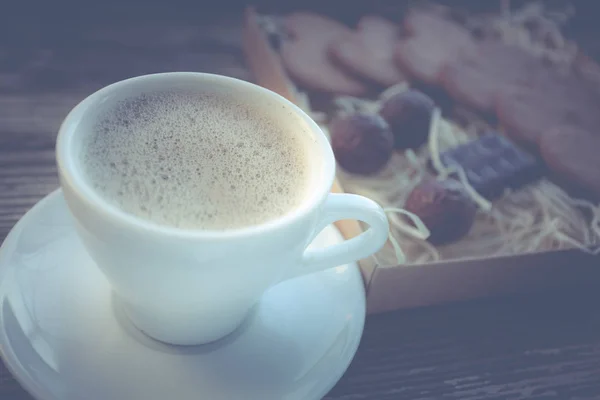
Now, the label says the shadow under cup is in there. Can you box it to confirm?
[55,72,340,346]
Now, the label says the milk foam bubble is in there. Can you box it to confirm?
[80,89,313,230]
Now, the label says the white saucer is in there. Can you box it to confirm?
[0,190,366,400]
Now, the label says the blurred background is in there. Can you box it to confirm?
[1,0,598,95]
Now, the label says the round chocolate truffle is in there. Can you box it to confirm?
[404,178,477,245]
[330,112,394,175]
[379,89,435,149]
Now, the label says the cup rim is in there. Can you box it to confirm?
[56,72,335,240]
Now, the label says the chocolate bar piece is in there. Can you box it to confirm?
[429,133,544,199]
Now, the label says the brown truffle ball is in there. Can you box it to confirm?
[379,89,435,149]
[404,178,477,245]
[330,113,394,175]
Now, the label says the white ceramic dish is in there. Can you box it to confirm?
[0,190,366,400]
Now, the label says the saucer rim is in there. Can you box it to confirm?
[0,189,366,400]
[0,189,65,400]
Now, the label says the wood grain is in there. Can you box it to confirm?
[2,3,600,400]
[328,289,600,400]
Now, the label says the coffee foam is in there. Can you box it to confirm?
[80,89,314,230]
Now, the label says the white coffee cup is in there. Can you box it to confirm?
[56,72,389,346]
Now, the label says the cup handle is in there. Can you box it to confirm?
[282,193,389,281]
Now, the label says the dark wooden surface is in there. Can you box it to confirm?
[2,3,600,400]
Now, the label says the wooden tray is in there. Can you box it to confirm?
[241,6,600,314]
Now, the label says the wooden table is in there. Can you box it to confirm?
[2,3,600,399]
